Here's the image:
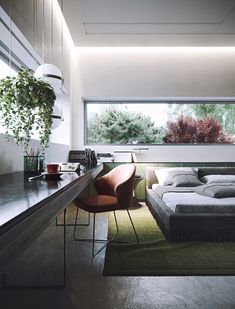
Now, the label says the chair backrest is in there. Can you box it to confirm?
[95,164,136,209]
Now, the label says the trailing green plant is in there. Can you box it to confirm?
[0,67,56,153]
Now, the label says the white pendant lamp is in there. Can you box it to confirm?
[34,63,63,94]
[52,104,63,129]
[34,63,64,129]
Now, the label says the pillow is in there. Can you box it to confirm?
[154,167,197,186]
[153,168,171,185]
[201,174,235,184]
[198,167,235,179]
[194,183,235,198]
[172,174,203,187]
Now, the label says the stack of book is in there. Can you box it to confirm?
[97,153,114,162]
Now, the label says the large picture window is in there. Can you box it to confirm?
[85,100,235,145]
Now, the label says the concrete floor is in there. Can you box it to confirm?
[1,203,235,309]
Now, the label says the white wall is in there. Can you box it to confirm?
[0,1,73,174]
[75,47,235,97]
[71,47,235,162]
[71,51,85,149]
[0,134,69,175]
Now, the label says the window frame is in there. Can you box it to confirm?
[83,96,235,146]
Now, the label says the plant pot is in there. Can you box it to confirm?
[24,155,44,175]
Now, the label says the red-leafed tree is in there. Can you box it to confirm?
[163,116,234,144]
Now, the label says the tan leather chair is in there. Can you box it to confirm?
[73,164,139,257]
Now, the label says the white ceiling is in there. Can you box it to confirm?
[61,0,235,46]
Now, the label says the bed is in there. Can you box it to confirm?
[146,166,235,242]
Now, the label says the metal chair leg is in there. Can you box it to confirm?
[56,207,90,227]
[73,208,91,240]
[126,209,139,244]
[92,213,96,257]
[73,208,139,257]
[91,211,119,258]
[113,211,119,233]
[73,211,118,258]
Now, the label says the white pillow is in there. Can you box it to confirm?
[201,174,235,184]
[154,167,196,186]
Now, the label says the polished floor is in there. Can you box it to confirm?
[1,203,235,309]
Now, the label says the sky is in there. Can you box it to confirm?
[87,103,170,127]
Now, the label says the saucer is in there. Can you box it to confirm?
[44,172,63,180]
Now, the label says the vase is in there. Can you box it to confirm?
[24,155,45,174]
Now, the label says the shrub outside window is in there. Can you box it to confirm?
[85,100,235,145]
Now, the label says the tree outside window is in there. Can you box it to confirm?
[85,102,235,145]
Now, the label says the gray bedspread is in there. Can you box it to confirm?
[152,184,235,214]
[152,185,194,199]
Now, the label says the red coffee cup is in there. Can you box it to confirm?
[46,163,61,174]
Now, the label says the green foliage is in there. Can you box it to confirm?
[87,105,163,144]
[0,68,56,153]
[169,103,235,135]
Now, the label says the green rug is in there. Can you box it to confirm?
[103,205,235,276]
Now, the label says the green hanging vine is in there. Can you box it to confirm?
[0,67,56,154]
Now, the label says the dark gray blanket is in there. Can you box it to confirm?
[154,183,235,199]
[194,183,235,198]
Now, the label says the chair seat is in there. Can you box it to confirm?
[78,195,119,213]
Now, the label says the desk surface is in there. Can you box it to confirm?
[0,164,102,231]
[0,172,77,228]
[0,164,103,265]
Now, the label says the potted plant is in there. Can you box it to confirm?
[0,67,56,173]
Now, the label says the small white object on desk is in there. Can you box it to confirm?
[60,162,80,172]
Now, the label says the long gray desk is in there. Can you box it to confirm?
[0,163,103,282]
